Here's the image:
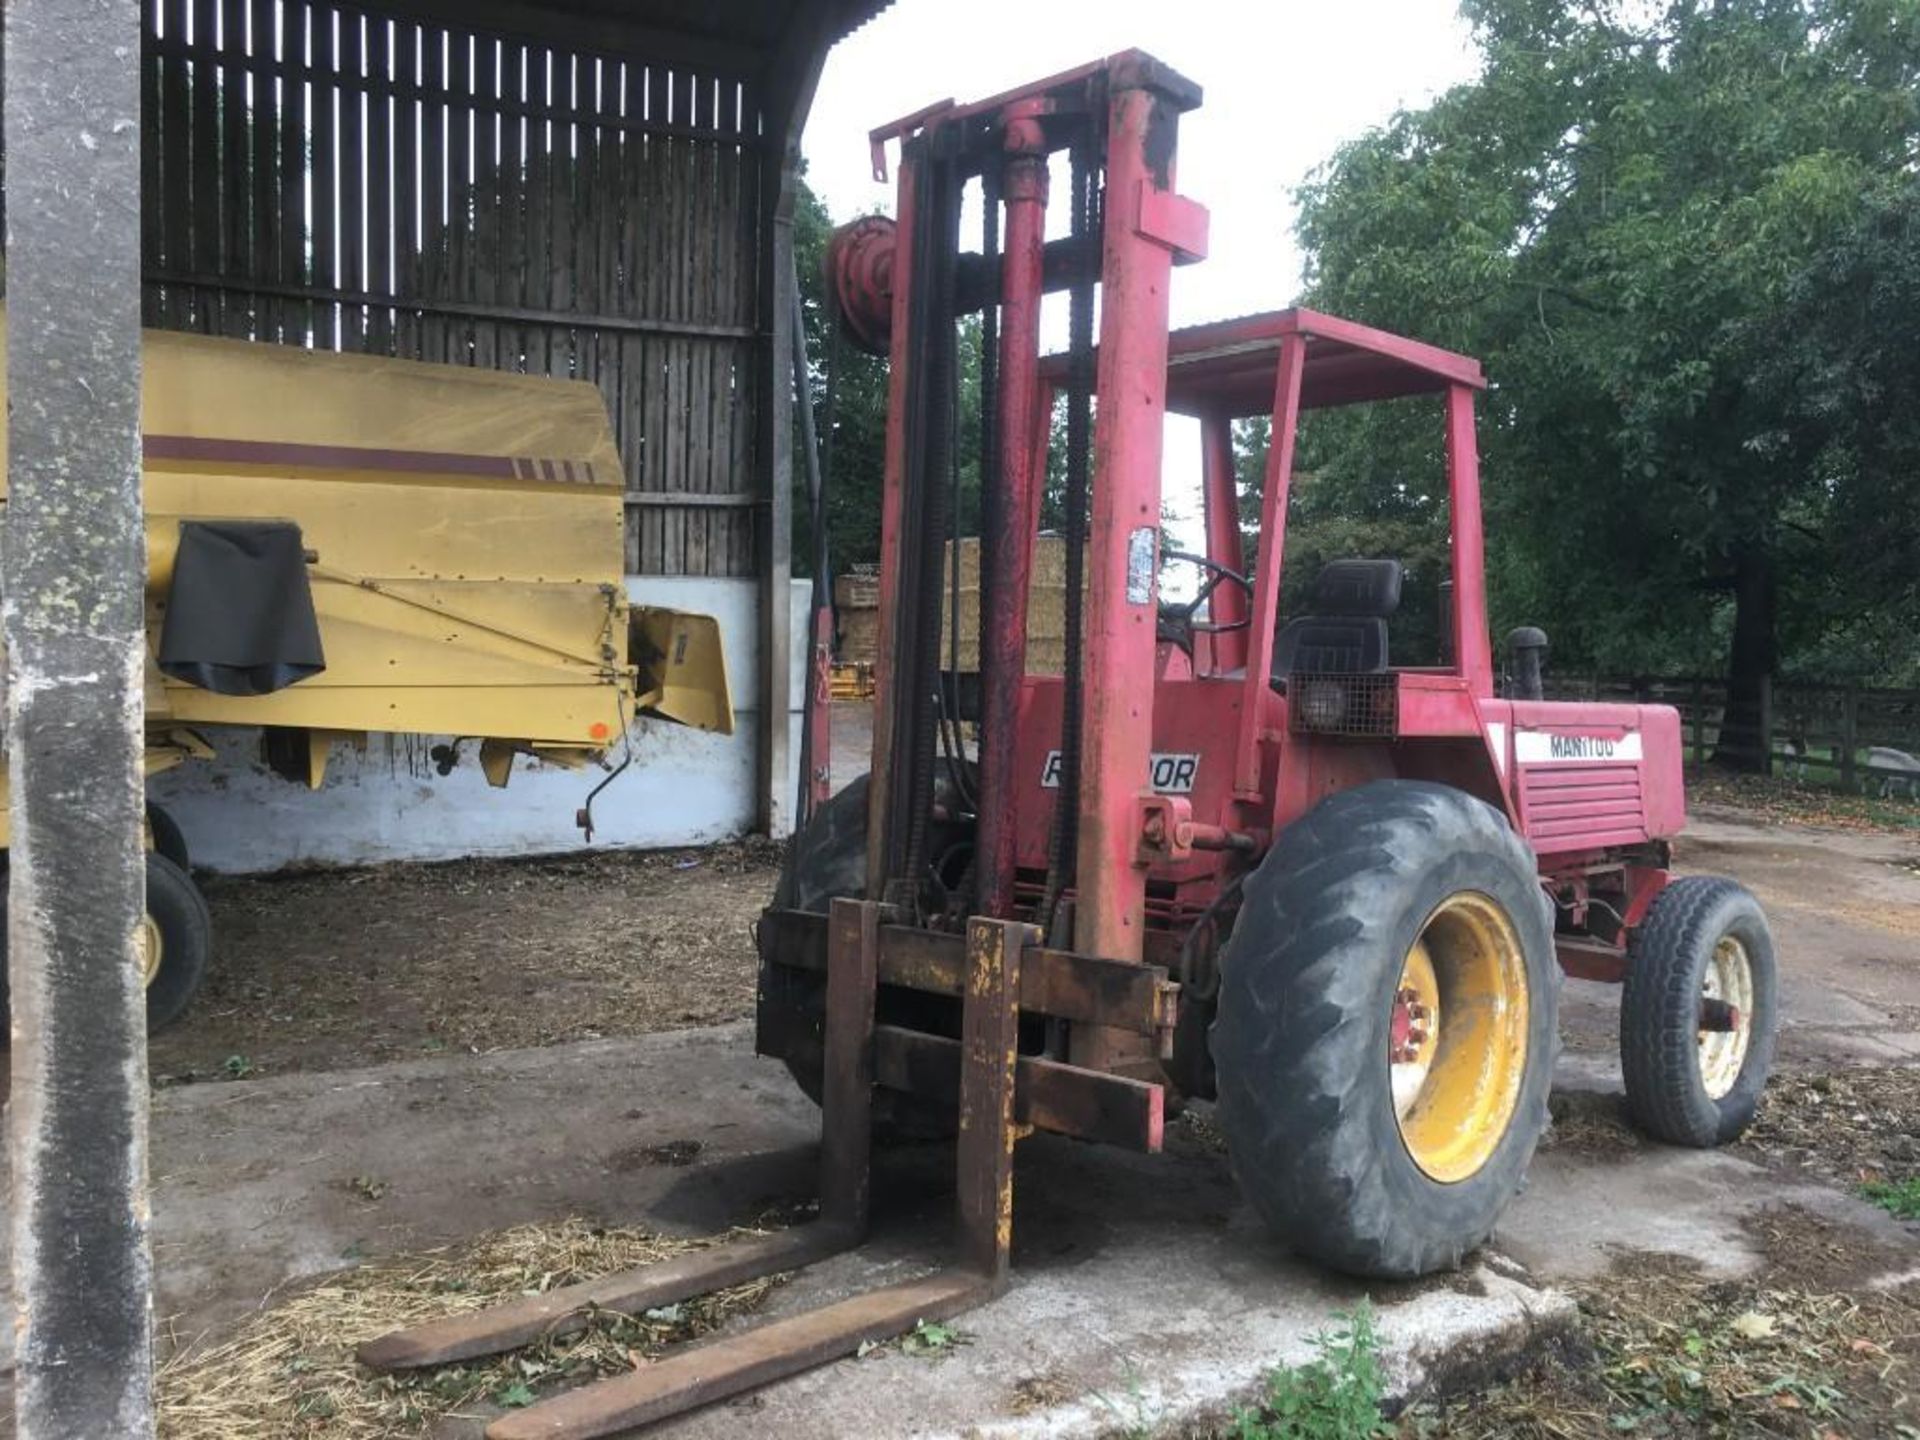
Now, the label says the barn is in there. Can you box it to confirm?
[1,0,882,1422]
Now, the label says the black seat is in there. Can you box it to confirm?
[1271,559,1404,680]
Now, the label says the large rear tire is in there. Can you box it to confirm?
[1621,877,1776,1147]
[1210,780,1558,1279]
[758,774,959,1141]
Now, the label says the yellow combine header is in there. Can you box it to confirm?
[0,315,732,1028]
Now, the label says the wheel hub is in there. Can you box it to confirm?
[1697,935,1754,1100]
[138,911,163,987]
[1390,985,1433,1063]
[1390,892,1531,1184]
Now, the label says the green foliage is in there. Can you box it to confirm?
[898,1318,967,1357]
[1087,1356,1165,1439]
[1861,1176,1920,1220]
[1229,1302,1390,1440]
[791,179,890,579]
[1291,0,1920,687]
[1234,408,1454,665]
[858,1317,971,1361]
[493,1381,536,1409]
[790,177,987,579]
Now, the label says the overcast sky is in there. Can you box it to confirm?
[800,2,1482,549]
[803,1,1481,322]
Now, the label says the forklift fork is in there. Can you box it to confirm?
[359,898,1028,1440]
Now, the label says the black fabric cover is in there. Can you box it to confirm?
[1271,558,1404,680]
[158,521,326,696]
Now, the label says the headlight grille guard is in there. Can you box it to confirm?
[1287,672,1399,737]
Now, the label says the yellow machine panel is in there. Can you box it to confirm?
[0,314,732,769]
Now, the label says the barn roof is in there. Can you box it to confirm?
[364,0,892,77]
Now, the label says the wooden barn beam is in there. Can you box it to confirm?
[3,0,155,1435]
[362,0,764,77]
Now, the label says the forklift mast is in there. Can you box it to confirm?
[855,54,1209,985]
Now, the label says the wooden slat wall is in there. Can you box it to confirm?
[137,0,764,576]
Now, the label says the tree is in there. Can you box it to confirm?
[791,179,891,578]
[1233,407,1456,666]
[790,178,986,581]
[1746,180,1920,685]
[1292,0,1920,760]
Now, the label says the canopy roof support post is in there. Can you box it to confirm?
[756,155,797,838]
[3,0,155,1434]
[754,0,839,839]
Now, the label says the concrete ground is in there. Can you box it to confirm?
[24,1023,1878,1438]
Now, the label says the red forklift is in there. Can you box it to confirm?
[364,52,1777,1438]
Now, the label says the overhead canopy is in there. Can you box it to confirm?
[1041,307,1487,419]
[1163,308,1487,417]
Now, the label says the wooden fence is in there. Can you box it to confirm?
[1541,674,1920,790]
[134,0,764,577]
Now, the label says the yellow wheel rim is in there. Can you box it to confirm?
[1698,936,1754,1100]
[1390,892,1531,1184]
[139,913,164,988]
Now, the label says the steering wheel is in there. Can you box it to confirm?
[1158,549,1254,635]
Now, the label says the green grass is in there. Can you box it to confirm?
[1861,1176,1920,1220]
[1229,1302,1389,1440]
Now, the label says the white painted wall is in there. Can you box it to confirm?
[148,577,812,874]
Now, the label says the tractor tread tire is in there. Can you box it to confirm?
[761,775,954,1142]
[771,776,871,914]
[1210,780,1558,1280]
[1621,877,1776,1148]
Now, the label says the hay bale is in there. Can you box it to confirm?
[935,536,1084,675]
[832,537,1086,674]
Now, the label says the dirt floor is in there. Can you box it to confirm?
[1394,1201,1920,1439]
[149,840,783,1085]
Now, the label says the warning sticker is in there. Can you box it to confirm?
[1126,526,1157,605]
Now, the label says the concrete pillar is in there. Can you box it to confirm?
[3,0,155,1434]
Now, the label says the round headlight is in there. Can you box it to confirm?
[1300,679,1348,731]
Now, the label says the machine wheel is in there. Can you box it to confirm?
[1620,877,1776,1147]
[759,774,959,1141]
[1210,780,1558,1279]
[147,800,192,874]
[142,852,214,1031]
[0,851,212,1036]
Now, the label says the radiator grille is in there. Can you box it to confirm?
[1522,763,1649,847]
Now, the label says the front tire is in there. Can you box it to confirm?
[1210,780,1558,1279]
[1621,877,1776,1147]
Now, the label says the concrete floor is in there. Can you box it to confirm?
[61,1021,1910,1438]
